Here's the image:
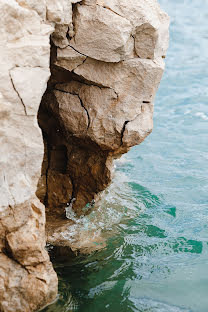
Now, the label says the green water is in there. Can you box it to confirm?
[44,0,208,311]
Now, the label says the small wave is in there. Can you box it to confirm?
[129,297,192,312]
[195,112,208,120]
[49,171,140,254]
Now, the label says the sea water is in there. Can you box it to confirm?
[44,0,208,311]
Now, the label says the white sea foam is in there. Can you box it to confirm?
[195,112,208,120]
[58,171,141,250]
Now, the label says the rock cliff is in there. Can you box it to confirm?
[0,0,169,311]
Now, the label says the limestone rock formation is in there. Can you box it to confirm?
[0,1,57,311]
[0,0,169,311]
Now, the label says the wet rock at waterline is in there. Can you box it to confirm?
[0,0,169,311]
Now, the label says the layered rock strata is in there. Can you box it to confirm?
[0,0,169,311]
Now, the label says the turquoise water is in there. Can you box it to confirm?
[44,1,208,311]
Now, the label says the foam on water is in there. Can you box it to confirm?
[57,166,141,250]
[195,112,208,121]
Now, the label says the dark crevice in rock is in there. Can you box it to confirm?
[36,277,47,284]
[69,45,88,57]
[43,139,51,207]
[8,204,17,221]
[54,87,76,95]
[37,42,113,222]
[56,74,117,94]
[44,142,50,208]
[120,120,129,145]
[66,26,71,41]
[71,2,79,41]
[131,34,140,59]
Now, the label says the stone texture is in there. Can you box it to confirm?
[56,46,87,71]
[0,198,57,312]
[0,1,57,311]
[38,0,169,249]
[48,0,82,48]
[73,57,164,149]
[94,0,170,59]
[10,67,50,116]
[0,0,169,310]
[69,4,134,62]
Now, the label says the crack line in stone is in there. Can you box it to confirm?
[77,94,90,129]
[54,88,91,129]
[68,45,88,57]
[120,120,129,145]
[72,56,88,71]
[9,70,27,116]
[55,77,114,91]
[96,4,127,21]
[4,172,16,208]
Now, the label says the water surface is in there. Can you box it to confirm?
[44,1,208,311]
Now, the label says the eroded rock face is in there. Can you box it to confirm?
[38,0,169,222]
[0,1,57,311]
[0,0,169,311]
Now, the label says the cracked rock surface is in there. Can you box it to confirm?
[0,1,57,311]
[0,0,169,311]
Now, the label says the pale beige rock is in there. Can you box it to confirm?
[134,23,157,59]
[46,0,81,24]
[0,1,57,311]
[51,24,69,48]
[70,4,134,62]
[47,0,82,47]
[10,67,50,115]
[73,58,164,149]
[0,199,58,312]
[74,57,164,97]
[122,103,154,147]
[83,0,170,59]
[46,0,72,24]
[0,253,57,312]
[56,57,164,151]
[0,0,53,208]
[55,46,87,71]
[24,0,47,19]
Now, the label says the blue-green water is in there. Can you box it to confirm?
[44,1,208,311]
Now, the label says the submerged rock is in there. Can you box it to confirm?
[0,0,169,310]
